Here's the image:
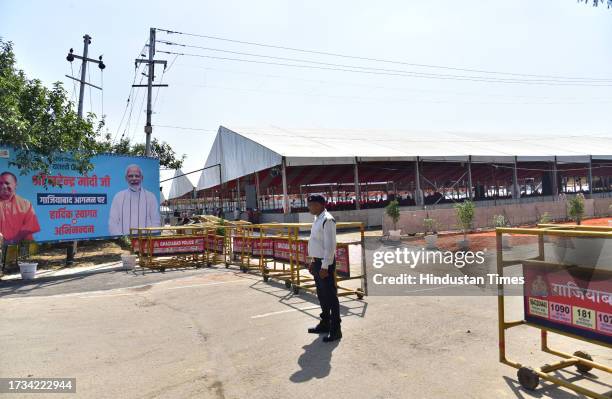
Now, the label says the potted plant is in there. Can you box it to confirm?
[455,200,475,250]
[555,193,603,267]
[493,214,511,249]
[385,200,401,241]
[17,240,38,280]
[567,193,585,225]
[423,217,439,250]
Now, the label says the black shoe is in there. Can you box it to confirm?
[307,324,330,334]
[323,330,342,342]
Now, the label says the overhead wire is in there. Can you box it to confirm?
[156,49,612,87]
[155,27,612,82]
[157,40,612,85]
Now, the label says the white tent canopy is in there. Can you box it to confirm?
[197,125,612,190]
[169,169,195,199]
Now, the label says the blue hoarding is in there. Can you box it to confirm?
[0,148,160,243]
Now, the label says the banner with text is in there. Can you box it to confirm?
[0,148,160,242]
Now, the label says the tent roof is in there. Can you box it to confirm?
[196,125,612,189]
[169,169,195,199]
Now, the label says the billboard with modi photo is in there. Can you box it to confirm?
[0,148,160,243]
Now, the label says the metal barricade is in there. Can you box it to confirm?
[496,224,611,398]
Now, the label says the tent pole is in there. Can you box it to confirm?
[254,171,261,210]
[415,156,423,207]
[281,157,289,214]
[467,156,473,200]
[588,155,593,197]
[236,177,241,211]
[354,157,361,210]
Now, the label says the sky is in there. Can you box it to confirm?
[2,0,612,196]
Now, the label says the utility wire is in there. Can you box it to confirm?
[157,50,612,87]
[157,40,612,85]
[156,27,612,82]
[175,64,612,102]
[153,124,217,132]
[113,43,148,143]
[173,81,612,105]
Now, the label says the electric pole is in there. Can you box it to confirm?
[134,28,168,156]
[65,34,106,264]
[66,34,106,118]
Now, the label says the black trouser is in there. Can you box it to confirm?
[312,258,341,332]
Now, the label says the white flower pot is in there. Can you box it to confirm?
[389,229,402,241]
[121,254,138,270]
[425,234,438,250]
[18,262,38,280]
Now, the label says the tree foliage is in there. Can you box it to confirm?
[0,38,184,175]
[0,39,104,175]
[385,199,400,230]
[455,200,475,240]
[98,135,185,170]
[578,0,612,7]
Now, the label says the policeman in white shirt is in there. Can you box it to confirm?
[307,194,341,342]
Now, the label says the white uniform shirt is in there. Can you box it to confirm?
[307,209,336,269]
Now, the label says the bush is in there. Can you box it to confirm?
[385,200,401,230]
[423,217,438,234]
[539,212,552,224]
[492,214,507,228]
[455,200,475,241]
[567,194,585,225]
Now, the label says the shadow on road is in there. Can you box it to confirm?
[289,337,340,382]
[248,278,368,320]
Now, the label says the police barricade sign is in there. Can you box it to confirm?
[0,148,160,243]
[523,261,612,345]
[131,236,206,255]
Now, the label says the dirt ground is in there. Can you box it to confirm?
[25,240,127,270]
[410,216,612,252]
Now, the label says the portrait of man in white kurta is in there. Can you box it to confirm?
[108,164,160,235]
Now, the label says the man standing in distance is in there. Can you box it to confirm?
[307,194,341,342]
[0,171,41,242]
[108,164,160,235]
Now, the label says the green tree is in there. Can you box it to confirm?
[385,199,401,231]
[98,135,185,170]
[567,193,585,225]
[455,200,475,242]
